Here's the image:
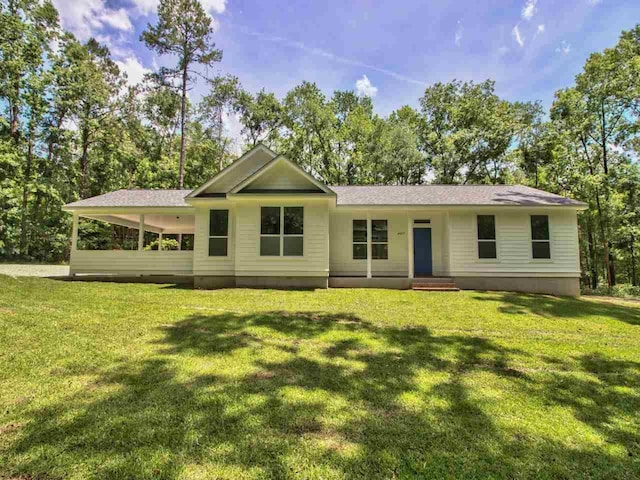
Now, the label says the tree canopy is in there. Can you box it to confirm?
[0,0,638,289]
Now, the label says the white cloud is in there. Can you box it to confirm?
[99,8,133,31]
[52,0,132,40]
[95,33,134,59]
[521,0,537,20]
[537,24,545,34]
[497,46,509,56]
[131,0,158,15]
[132,0,227,16]
[556,41,571,55]
[512,24,525,47]
[355,74,378,97]
[115,56,150,86]
[455,20,463,46]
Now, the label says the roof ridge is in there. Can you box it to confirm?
[329,184,529,187]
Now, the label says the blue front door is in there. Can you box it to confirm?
[413,228,433,276]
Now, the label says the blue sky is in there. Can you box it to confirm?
[53,0,640,117]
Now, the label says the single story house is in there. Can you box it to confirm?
[63,144,587,295]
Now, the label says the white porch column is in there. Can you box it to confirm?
[407,214,414,279]
[366,213,372,279]
[70,212,79,276]
[158,232,163,251]
[71,212,79,252]
[138,214,145,252]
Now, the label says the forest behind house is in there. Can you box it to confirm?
[1,0,639,292]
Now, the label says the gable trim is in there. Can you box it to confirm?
[187,143,277,198]
[229,155,335,195]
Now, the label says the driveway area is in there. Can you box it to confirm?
[0,264,69,277]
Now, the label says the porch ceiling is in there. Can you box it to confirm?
[81,213,195,234]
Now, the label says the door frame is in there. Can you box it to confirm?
[413,226,433,276]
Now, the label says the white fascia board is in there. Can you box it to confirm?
[187,144,277,198]
[333,204,586,212]
[229,155,335,195]
[62,206,195,215]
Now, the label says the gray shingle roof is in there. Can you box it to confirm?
[64,185,585,208]
[329,185,586,207]
[64,189,193,208]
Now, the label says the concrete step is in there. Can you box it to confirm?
[413,286,460,292]
[413,277,454,284]
[413,282,457,288]
[412,277,459,291]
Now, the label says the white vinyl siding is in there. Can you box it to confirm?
[330,210,447,277]
[243,161,321,191]
[193,205,235,275]
[234,199,329,277]
[70,250,193,274]
[201,148,274,194]
[448,209,580,276]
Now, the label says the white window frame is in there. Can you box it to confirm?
[476,214,498,261]
[260,206,304,257]
[208,209,229,257]
[371,219,389,260]
[530,214,552,261]
[352,219,368,260]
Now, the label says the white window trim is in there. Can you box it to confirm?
[260,206,304,257]
[352,219,368,260]
[371,219,389,261]
[474,214,500,262]
[208,209,229,257]
[529,214,553,261]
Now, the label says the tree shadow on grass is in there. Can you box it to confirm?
[4,311,639,479]
[472,292,640,326]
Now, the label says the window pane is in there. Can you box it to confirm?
[180,234,194,251]
[284,207,304,235]
[531,215,549,240]
[284,236,303,256]
[372,243,388,260]
[261,207,280,235]
[353,220,367,243]
[208,237,227,256]
[353,243,367,260]
[372,220,388,243]
[532,241,551,259]
[260,236,280,256]
[478,241,496,259]
[477,215,495,240]
[209,210,228,237]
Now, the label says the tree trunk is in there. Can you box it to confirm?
[631,234,637,286]
[587,221,597,289]
[10,100,20,142]
[80,126,90,197]
[178,65,188,190]
[19,129,34,256]
[608,242,616,286]
[217,107,224,171]
[178,65,188,249]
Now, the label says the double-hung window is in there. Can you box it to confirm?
[352,219,388,260]
[477,215,497,259]
[260,206,304,256]
[371,220,388,260]
[208,210,229,256]
[531,215,551,259]
[352,220,367,259]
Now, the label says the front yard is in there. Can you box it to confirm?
[1,276,639,479]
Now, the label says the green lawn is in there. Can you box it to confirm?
[1,276,639,479]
